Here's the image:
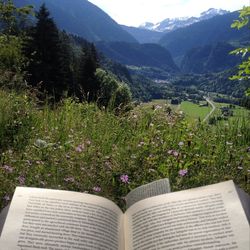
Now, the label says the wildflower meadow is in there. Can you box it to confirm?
[0,90,249,210]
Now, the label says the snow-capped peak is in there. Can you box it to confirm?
[200,8,229,20]
[139,8,230,32]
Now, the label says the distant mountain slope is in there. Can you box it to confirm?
[14,0,137,43]
[121,25,164,44]
[96,42,179,72]
[159,11,249,59]
[180,42,241,73]
[139,8,229,32]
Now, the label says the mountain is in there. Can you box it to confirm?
[95,42,179,72]
[159,11,250,60]
[14,0,137,43]
[121,25,164,44]
[180,42,241,74]
[139,8,229,32]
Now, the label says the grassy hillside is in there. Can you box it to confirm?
[0,90,249,210]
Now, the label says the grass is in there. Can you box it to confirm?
[213,102,250,121]
[0,90,250,210]
[180,101,212,122]
[179,100,250,124]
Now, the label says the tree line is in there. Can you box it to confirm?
[0,0,131,109]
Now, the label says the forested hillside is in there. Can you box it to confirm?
[159,11,250,59]
[180,42,241,73]
[96,41,179,72]
[14,0,137,43]
[0,2,132,107]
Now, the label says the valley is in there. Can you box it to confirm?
[12,0,250,107]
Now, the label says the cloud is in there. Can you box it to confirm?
[88,0,249,26]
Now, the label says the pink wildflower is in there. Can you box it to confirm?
[93,186,101,192]
[168,150,179,157]
[18,175,25,185]
[2,165,14,173]
[179,169,188,177]
[120,174,129,184]
[76,144,84,153]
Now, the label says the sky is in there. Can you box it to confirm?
[88,0,250,26]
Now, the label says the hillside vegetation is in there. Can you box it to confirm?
[0,90,249,210]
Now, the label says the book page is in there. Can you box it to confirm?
[124,181,249,250]
[125,178,171,209]
[0,187,124,250]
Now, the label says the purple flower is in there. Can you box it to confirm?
[179,169,188,177]
[168,150,179,158]
[2,165,14,173]
[120,174,129,184]
[76,144,84,153]
[93,186,101,192]
[18,175,25,185]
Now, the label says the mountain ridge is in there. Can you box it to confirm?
[95,42,179,73]
[14,0,137,43]
[139,8,229,32]
[159,11,250,60]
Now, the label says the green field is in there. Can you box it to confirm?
[179,101,250,123]
[180,101,212,121]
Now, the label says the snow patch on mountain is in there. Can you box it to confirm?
[139,8,230,32]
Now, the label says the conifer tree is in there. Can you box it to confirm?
[78,44,99,101]
[26,4,70,101]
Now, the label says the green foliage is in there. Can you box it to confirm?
[0,90,35,152]
[230,6,250,95]
[95,68,132,110]
[231,6,250,29]
[112,83,132,110]
[0,35,25,72]
[0,0,33,35]
[0,1,32,90]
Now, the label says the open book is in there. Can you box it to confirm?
[0,180,249,249]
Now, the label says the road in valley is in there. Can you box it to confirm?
[203,97,216,122]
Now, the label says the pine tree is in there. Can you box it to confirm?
[78,44,99,101]
[26,4,71,101]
